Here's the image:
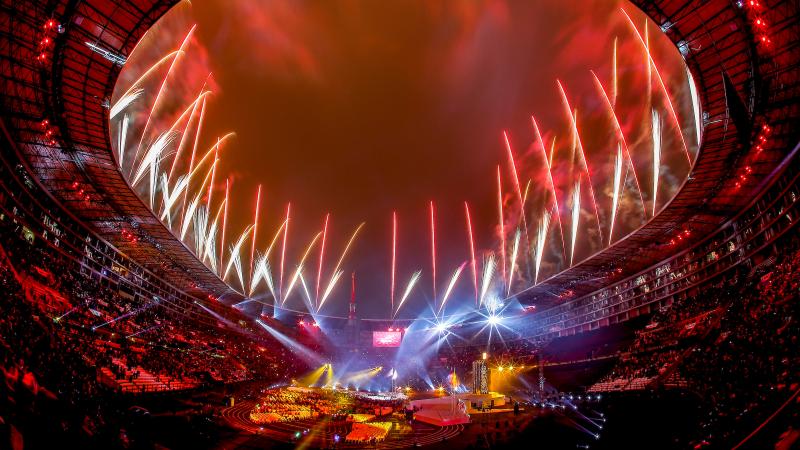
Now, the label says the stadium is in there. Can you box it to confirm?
[0,0,798,448]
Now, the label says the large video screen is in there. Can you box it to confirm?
[372,331,402,347]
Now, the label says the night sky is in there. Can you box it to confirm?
[114,0,696,319]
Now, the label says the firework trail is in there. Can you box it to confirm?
[503,132,530,248]
[248,184,262,295]
[480,254,496,306]
[180,129,234,226]
[506,229,520,296]
[233,248,245,292]
[168,82,211,180]
[299,272,314,310]
[316,213,330,306]
[391,211,397,312]
[283,232,322,305]
[117,114,130,169]
[159,173,189,227]
[652,109,662,216]
[557,81,603,246]
[180,159,218,240]
[318,270,344,312]
[279,203,290,300]
[220,178,230,269]
[496,166,507,287]
[110,88,143,120]
[531,116,567,261]
[464,201,479,306]
[131,130,176,188]
[590,71,646,216]
[570,180,581,266]
[686,67,702,146]
[609,145,624,244]
[318,222,365,311]
[612,37,618,107]
[394,270,422,317]
[181,95,208,221]
[249,219,288,297]
[438,263,467,314]
[204,142,219,216]
[620,8,692,165]
[534,211,551,284]
[117,50,181,102]
[132,26,196,170]
[222,224,254,287]
[429,201,437,303]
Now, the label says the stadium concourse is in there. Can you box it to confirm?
[1,0,800,449]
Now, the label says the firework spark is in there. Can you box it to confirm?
[282,232,322,305]
[248,184,263,295]
[394,270,422,317]
[317,223,365,311]
[429,201,437,303]
[438,263,467,314]
[621,8,692,165]
[279,203,290,300]
[609,145,624,243]
[652,109,662,216]
[534,211,551,284]
[570,180,581,266]
[507,229,520,295]
[391,211,397,312]
[316,213,330,306]
[531,116,566,261]
[496,166,507,287]
[590,71,646,216]
[464,201,479,306]
[480,254,496,306]
[110,88,143,120]
[557,81,603,245]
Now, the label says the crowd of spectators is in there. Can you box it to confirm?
[0,213,310,448]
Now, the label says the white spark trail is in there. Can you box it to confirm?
[652,109,662,216]
[282,232,322,304]
[609,145,624,244]
[534,211,551,284]
[506,229,521,296]
[110,88,143,120]
[438,263,466,314]
[394,270,422,317]
[117,114,130,168]
[480,254,496,306]
[687,68,701,147]
[570,180,581,266]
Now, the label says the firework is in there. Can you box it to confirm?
[531,116,567,261]
[279,203,290,299]
[391,211,397,311]
[117,114,130,170]
[131,130,177,188]
[394,270,422,317]
[589,71,646,216]
[612,37,618,107]
[317,223,365,311]
[110,88,143,120]
[316,213,330,306]
[507,229,520,295]
[132,25,196,169]
[686,67,702,146]
[534,211,551,284]
[496,166,507,286]
[222,224,255,287]
[557,81,603,245]
[652,109,662,216]
[480,254,496,306]
[248,184,263,295]
[464,201,479,306]
[168,83,210,180]
[620,8,692,165]
[570,180,581,266]
[609,145,624,244]
[220,178,230,269]
[438,263,467,314]
[429,201,437,303]
[282,232,322,305]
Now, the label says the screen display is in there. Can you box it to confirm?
[372,331,402,347]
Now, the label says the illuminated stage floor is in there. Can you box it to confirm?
[220,398,464,448]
